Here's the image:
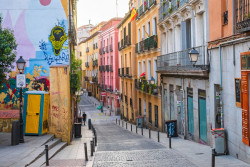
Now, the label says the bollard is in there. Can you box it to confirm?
[119,120,120,125]
[90,141,93,156]
[84,142,88,161]
[212,149,215,167]
[158,131,160,142]
[169,135,171,149]
[122,121,124,127]
[141,128,143,136]
[136,126,137,134]
[93,137,95,152]
[45,145,49,166]
[131,124,132,132]
[116,118,117,124]
[149,129,151,139]
[126,122,127,129]
[88,119,91,130]
[95,134,97,145]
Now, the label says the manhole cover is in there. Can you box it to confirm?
[195,153,204,155]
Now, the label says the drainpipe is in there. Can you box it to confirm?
[219,36,250,128]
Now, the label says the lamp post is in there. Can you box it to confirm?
[16,56,26,143]
[188,48,199,66]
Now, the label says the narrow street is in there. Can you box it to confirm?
[80,95,195,167]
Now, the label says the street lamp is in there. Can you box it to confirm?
[188,48,199,66]
[16,56,26,143]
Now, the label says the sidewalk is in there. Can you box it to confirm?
[115,120,250,167]
[46,125,95,167]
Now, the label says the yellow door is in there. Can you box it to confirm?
[25,95,41,134]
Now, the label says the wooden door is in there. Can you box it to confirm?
[241,72,250,146]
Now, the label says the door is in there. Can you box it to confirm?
[187,96,194,134]
[199,91,207,143]
[25,95,41,134]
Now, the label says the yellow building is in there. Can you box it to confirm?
[134,0,162,131]
[118,11,137,123]
[82,22,106,99]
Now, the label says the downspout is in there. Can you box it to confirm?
[219,36,250,129]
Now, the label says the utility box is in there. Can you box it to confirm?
[11,120,20,145]
[211,128,226,155]
[165,120,178,137]
[23,91,49,135]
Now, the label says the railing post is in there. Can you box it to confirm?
[45,145,49,166]
[84,142,88,161]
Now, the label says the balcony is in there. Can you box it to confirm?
[86,47,89,53]
[85,62,89,67]
[137,0,157,20]
[118,68,121,77]
[125,95,128,104]
[157,46,209,77]
[93,44,96,50]
[105,85,108,91]
[136,35,158,54]
[93,60,98,67]
[236,0,250,33]
[96,43,98,49]
[106,46,109,53]
[122,68,125,77]
[135,79,160,96]
[126,67,132,78]
[102,47,105,54]
[109,85,113,92]
[124,35,131,46]
[130,98,132,107]
[99,65,105,72]
[121,93,123,101]
[110,44,113,52]
[92,76,98,83]
[106,65,110,72]
[159,0,189,22]
[84,76,89,82]
[99,48,102,55]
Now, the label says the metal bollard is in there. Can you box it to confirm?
[158,131,160,142]
[45,145,49,166]
[84,142,88,161]
[119,120,120,125]
[131,124,132,132]
[90,141,93,156]
[122,121,124,127]
[141,128,143,136]
[116,118,117,124]
[212,149,215,167]
[88,119,91,130]
[169,135,171,149]
[93,137,95,152]
[136,126,137,133]
[95,134,97,145]
[126,122,127,129]
[149,129,151,139]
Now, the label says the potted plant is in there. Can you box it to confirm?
[163,0,166,5]
[168,4,173,13]
[177,0,179,7]
[141,84,145,91]
[163,12,166,17]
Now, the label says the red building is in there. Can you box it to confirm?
[98,18,122,114]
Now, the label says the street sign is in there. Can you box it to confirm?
[16,74,26,88]
[101,92,106,96]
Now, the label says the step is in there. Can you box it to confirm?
[29,142,67,167]
[25,138,62,166]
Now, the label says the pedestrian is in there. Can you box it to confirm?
[82,112,87,125]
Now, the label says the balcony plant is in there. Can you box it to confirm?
[163,0,166,5]
[163,12,166,17]
[177,0,179,7]
[153,84,158,94]
[168,4,173,13]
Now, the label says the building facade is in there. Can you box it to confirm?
[0,0,77,143]
[118,11,137,122]
[98,18,122,114]
[134,0,163,130]
[208,0,250,163]
[157,0,210,143]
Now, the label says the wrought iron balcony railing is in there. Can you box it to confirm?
[86,47,89,53]
[110,44,113,52]
[99,48,102,55]
[159,0,189,22]
[122,68,125,77]
[125,95,128,104]
[102,47,105,54]
[121,93,123,101]
[126,67,132,78]
[106,46,109,53]
[85,62,89,67]
[118,68,121,77]
[130,98,132,107]
[236,0,250,33]
[84,76,89,82]
[106,65,110,72]
[137,0,157,19]
[135,79,160,96]
[92,76,98,83]
[93,60,98,67]
[157,46,209,74]
[93,44,96,50]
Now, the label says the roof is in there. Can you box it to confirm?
[117,11,131,28]
[79,31,101,44]
[77,24,94,30]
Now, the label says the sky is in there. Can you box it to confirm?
[77,0,129,27]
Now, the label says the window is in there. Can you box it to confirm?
[148,60,151,80]
[153,17,157,35]
[154,59,157,84]
[143,61,146,73]
[147,21,150,37]
[138,62,141,76]
[155,105,158,127]
[142,25,145,40]
[149,102,152,123]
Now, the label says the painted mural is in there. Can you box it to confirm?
[0,0,69,109]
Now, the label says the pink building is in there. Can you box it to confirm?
[98,18,122,114]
